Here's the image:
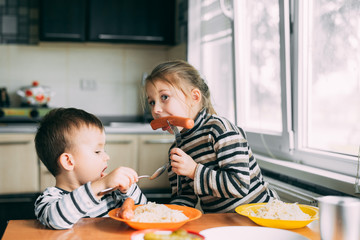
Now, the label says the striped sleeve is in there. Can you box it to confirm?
[169,176,198,207]
[34,182,100,230]
[123,183,147,205]
[193,124,251,199]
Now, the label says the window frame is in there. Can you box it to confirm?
[292,0,358,177]
[233,0,294,159]
[233,0,359,192]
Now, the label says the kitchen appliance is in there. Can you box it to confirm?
[0,107,51,123]
[0,88,10,107]
[17,81,54,107]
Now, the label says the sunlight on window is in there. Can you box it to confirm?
[306,0,360,156]
[241,0,282,132]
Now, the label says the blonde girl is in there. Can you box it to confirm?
[145,60,278,213]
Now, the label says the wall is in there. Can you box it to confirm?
[0,42,186,116]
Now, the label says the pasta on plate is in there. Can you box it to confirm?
[131,202,189,223]
[249,199,311,220]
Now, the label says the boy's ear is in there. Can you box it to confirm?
[59,153,75,171]
[191,88,202,104]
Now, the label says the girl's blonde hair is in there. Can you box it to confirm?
[145,60,216,115]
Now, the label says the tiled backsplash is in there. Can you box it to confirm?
[0,42,186,116]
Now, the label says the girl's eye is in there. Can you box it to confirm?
[161,95,169,101]
[148,100,155,106]
[95,151,101,154]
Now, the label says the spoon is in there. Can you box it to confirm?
[149,161,170,180]
[98,175,150,196]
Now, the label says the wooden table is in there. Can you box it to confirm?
[2,213,320,240]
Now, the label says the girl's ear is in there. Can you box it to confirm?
[191,88,202,104]
[59,153,75,171]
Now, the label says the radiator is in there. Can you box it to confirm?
[265,177,322,206]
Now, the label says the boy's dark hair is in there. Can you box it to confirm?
[35,108,104,177]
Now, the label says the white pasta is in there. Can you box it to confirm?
[131,202,189,223]
[250,199,311,220]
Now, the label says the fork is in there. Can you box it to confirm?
[167,120,183,196]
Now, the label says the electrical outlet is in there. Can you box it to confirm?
[80,79,97,91]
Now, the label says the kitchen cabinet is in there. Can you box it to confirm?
[39,0,86,42]
[39,0,175,44]
[105,134,138,171]
[105,133,173,190]
[0,134,38,194]
[88,0,175,44]
[39,162,55,191]
[137,134,173,190]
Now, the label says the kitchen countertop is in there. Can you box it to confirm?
[0,122,166,134]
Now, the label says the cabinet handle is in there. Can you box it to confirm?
[98,34,164,42]
[0,141,31,145]
[44,33,82,39]
[144,139,174,144]
[106,140,133,144]
[0,197,33,203]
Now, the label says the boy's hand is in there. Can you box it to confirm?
[92,167,139,199]
[105,167,138,192]
[170,148,197,179]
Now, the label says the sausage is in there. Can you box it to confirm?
[150,116,194,130]
[117,198,135,220]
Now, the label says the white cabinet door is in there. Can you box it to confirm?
[0,134,39,194]
[106,134,138,172]
[137,134,174,190]
[39,161,55,191]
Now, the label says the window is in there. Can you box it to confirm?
[297,0,360,157]
[188,0,235,121]
[235,0,282,133]
[234,0,293,158]
[233,0,360,181]
[188,0,360,194]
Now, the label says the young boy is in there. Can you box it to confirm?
[34,108,147,229]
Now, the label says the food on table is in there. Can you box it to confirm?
[144,229,202,240]
[117,198,135,220]
[131,202,189,222]
[249,199,311,220]
[150,116,194,130]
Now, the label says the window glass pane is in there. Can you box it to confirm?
[241,0,282,132]
[200,0,235,121]
[307,0,360,156]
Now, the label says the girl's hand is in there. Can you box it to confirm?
[170,148,197,179]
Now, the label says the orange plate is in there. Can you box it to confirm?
[108,204,203,230]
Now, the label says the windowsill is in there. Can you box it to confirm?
[255,153,359,197]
